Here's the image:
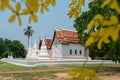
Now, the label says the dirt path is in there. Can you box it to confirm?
[100,74,120,80]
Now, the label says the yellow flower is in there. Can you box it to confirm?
[39,0,49,14]
[87,14,104,31]
[8,2,22,25]
[85,36,95,47]
[22,9,31,15]
[110,15,118,25]
[26,0,39,12]
[97,39,102,49]
[69,0,76,8]
[29,14,38,23]
[109,26,120,42]
[103,15,118,26]
[68,0,83,18]
[50,0,56,6]
[16,2,20,13]
[101,0,112,8]
[0,0,9,11]
[8,15,16,22]
[86,0,120,50]
[79,0,85,6]
[102,29,110,44]
[87,20,94,30]
[95,14,103,23]
[110,0,120,14]
[31,14,38,23]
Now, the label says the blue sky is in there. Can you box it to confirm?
[0,0,90,49]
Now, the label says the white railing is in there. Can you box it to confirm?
[1,58,115,67]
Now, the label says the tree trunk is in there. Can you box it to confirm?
[28,36,29,48]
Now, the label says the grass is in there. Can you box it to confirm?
[0,62,66,79]
[2,71,63,79]
[0,62,54,71]
[0,62,119,72]
[0,62,119,79]
[57,63,120,68]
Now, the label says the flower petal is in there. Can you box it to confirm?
[8,15,16,22]
[18,16,22,26]
[31,14,38,23]
[16,2,20,12]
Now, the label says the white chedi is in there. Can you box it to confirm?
[26,39,39,59]
[38,36,50,59]
[26,36,50,59]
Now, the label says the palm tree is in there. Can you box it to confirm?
[23,26,34,47]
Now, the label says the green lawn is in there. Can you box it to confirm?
[57,63,120,68]
[1,71,61,79]
[0,62,53,71]
[0,62,119,72]
[0,62,119,79]
[0,62,65,79]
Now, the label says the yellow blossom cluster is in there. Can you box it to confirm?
[85,0,120,49]
[0,0,85,25]
[68,0,85,18]
[0,0,56,25]
[68,68,99,80]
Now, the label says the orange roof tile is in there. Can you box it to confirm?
[45,39,52,50]
[53,29,80,44]
[39,38,52,50]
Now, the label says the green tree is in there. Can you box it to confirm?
[4,38,12,51]
[10,40,26,58]
[23,26,34,47]
[0,38,4,57]
[74,0,120,62]
[1,51,10,58]
[0,38,26,58]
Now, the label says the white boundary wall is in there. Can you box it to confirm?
[1,58,115,67]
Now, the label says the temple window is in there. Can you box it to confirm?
[70,49,72,55]
[80,50,82,55]
[75,50,77,55]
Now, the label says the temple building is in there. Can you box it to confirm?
[51,29,89,59]
[26,29,90,60]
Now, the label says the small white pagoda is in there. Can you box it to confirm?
[26,39,39,59]
[26,36,50,59]
[38,36,50,59]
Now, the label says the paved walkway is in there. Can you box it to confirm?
[0,66,72,75]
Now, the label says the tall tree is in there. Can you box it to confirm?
[23,26,34,47]
[74,0,120,62]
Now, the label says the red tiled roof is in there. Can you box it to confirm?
[39,38,52,50]
[45,39,52,50]
[53,29,80,44]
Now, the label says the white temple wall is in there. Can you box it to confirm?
[61,43,85,57]
[47,49,52,57]
[52,44,62,58]
[52,36,62,58]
